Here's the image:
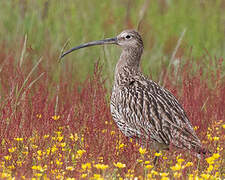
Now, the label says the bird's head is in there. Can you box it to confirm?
[116,30,143,49]
[60,29,143,59]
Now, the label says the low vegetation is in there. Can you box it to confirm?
[0,45,224,179]
[0,0,225,179]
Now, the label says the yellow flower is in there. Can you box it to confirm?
[66,166,74,171]
[194,126,199,130]
[81,173,88,178]
[36,114,42,118]
[161,177,169,180]
[206,157,214,165]
[32,165,45,172]
[177,158,184,164]
[55,131,62,136]
[170,163,182,171]
[76,149,86,159]
[81,163,91,171]
[46,148,50,155]
[207,165,213,173]
[57,136,63,142]
[1,173,11,178]
[201,173,210,179]
[51,145,58,153]
[92,174,103,180]
[35,173,42,177]
[17,161,22,167]
[114,162,126,168]
[60,142,66,147]
[93,174,101,178]
[69,133,78,141]
[44,134,49,139]
[216,146,222,151]
[14,137,23,141]
[32,144,38,149]
[222,124,225,129]
[213,137,219,141]
[52,115,60,120]
[145,164,153,169]
[110,131,115,135]
[56,174,63,179]
[56,159,63,166]
[155,152,162,157]
[214,172,219,177]
[22,151,28,155]
[118,143,125,149]
[160,172,169,177]
[212,153,220,159]
[37,150,42,156]
[163,156,168,160]
[125,172,134,178]
[7,165,15,170]
[29,137,35,142]
[81,137,84,142]
[139,147,147,155]
[73,133,78,141]
[151,170,158,175]
[207,134,212,141]
[174,172,181,178]
[145,160,150,164]
[4,155,11,160]
[185,162,193,167]
[188,174,194,180]
[97,156,103,162]
[8,147,17,153]
[147,173,153,179]
[94,163,109,170]
[101,129,106,133]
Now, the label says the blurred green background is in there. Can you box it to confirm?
[1,0,225,83]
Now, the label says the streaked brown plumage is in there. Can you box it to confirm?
[61,29,205,159]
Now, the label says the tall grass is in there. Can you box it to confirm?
[0,40,224,178]
[0,0,225,81]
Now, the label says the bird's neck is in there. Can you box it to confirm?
[114,47,143,85]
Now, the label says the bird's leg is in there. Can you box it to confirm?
[153,156,158,166]
[197,158,200,170]
[196,152,202,170]
[197,155,202,170]
[153,151,159,166]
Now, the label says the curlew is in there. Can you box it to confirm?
[61,30,206,163]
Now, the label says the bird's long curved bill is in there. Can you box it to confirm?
[60,37,117,59]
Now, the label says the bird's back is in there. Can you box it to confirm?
[110,68,203,153]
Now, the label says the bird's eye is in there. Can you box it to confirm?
[125,35,131,39]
